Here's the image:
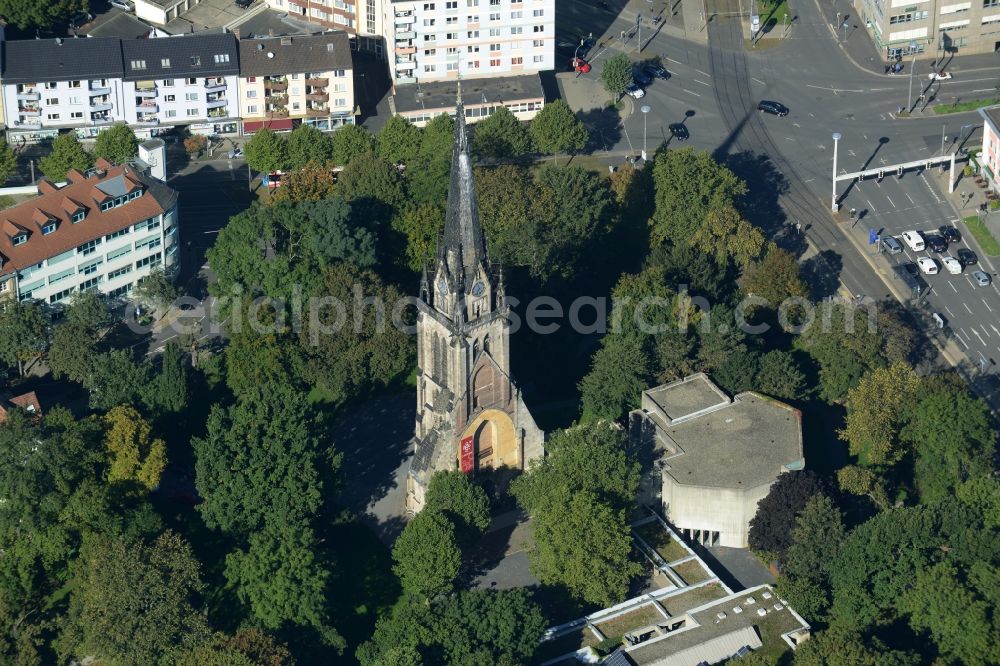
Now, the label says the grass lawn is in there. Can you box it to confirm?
[661,583,728,616]
[964,215,1000,256]
[0,195,16,210]
[934,97,1000,114]
[594,603,665,639]
[672,559,711,585]
[634,521,689,563]
[754,610,805,662]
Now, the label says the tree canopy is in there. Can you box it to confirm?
[748,471,834,557]
[391,510,462,600]
[529,100,589,160]
[39,132,92,182]
[245,129,289,173]
[601,53,633,100]
[471,107,532,158]
[93,123,139,164]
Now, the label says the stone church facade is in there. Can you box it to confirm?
[406,100,544,512]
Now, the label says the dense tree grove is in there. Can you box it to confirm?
[2,113,998,666]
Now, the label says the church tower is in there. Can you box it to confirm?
[406,96,544,512]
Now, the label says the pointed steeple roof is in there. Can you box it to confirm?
[438,88,488,294]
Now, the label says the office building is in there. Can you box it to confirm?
[857,0,1000,58]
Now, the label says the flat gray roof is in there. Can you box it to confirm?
[981,106,1000,134]
[393,74,544,114]
[645,374,730,424]
[658,392,803,489]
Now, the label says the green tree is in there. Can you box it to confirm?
[793,626,920,666]
[104,405,168,491]
[331,124,376,166]
[142,340,189,416]
[133,268,179,312]
[691,204,765,268]
[474,165,555,274]
[0,143,17,185]
[245,128,289,173]
[194,385,332,536]
[471,106,533,158]
[579,333,650,423]
[301,197,377,267]
[0,300,48,376]
[601,53,633,100]
[177,629,293,666]
[337,151,406,208]
[225,522,344,649]
[748,471,833,557]
[269,161,337,203]
[67,289,111,330]
[836,465,889,510]
[650,147,747,246]
[285,123,332,170]
[741,244,808,307]
[85,349,150,411]
[58,531,210,665]
[533,165,613,278]
[529,100,588,161]
[392,203,445,271]
[425,471,491,542]
[957,476,1000,529]
[48,322,97,384]
[378,115,423,165]
[392,510,462,600]
[753,350,807,402]
[407,113,455,206]
[0,0,86,29]
[38,132,92,181]
[780,494,845,620]
[93,122,139,164]
[839,363,922,467]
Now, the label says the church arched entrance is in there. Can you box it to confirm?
[458,408,519,471]
[474,419,495,471]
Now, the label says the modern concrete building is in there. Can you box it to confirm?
[629,374,805,548]
[384,0,554,88]
[264,0,365,32]
[978,105,1000,191]
[120,34,241,137]
[390,74,544,125]
[237,32,356,133]
[0,157,179,306]
[856,0,1000,58]
[406,98,543,511]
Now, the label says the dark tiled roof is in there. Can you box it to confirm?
[121,33,238,80]
[237,32,352,77]
[392,74,545,114]
[1,37,125,84]
[88,13,155,40]
[0,162,176,271]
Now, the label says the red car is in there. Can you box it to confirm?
[572,58,592,73]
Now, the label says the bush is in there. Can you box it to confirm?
[991,200,1000,210]
[184,135,207,156]
[594,636,623,656]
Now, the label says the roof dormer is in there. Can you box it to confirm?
[32,209,58,236]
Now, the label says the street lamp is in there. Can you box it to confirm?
[831,132,842,212]
[941,123,947,155]
[906,41,917,111]
[573,37,585,71]
[641,105,651,161]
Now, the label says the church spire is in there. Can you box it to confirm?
[438,86,487,294]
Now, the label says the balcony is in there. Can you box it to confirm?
[396,45,417,55]
[14,120,42,129]
[135,116,158,125]
[89,81,111,95]
[305,77,329,86]
[395,13,415,25]
[395,30,416,40]
[90,98,113,111]
[204,78,227,92]
[136,100,158,111]
[206,98,228,109]
[135,85,157,97]
[91,113,113,124]
[396,60,416,71]
[266,94,288,104]
[265,109,289,119]
[208,108,228,118]
[18,107,41,117]
[16,90,40,101]
[264,80,288,92]
[305,107,329,117]
[306,92,328,102]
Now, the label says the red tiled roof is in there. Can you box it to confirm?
[0,165,172,271]
[0,391,42,424]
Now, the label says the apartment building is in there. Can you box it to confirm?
[1,37,127,145]
[978,105,1000,192]
[121,34,241,137]
[857,0,1000,57]
[237,32,356,133]
[0,158,179,306]
[0,33,241,143]
[385,0,554,87]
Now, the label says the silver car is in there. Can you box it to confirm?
[881,236,903,254]
[973,270,992,287]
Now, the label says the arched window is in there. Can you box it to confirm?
[440,335,448,381]
[473,338,480,361]
[432,333,441,378]
[483,334,490,354]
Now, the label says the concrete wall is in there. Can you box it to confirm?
[662,477,777,548]
[134,0,170,26]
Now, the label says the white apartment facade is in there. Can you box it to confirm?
[385,0,555,87]
[858,0,1000,57]
[0,160,179,306]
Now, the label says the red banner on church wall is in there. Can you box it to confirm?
[460,436,475,474]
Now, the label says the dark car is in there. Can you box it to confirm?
[925,234,948,253]
[633,70,653,87]
[643,64,670,80]
[958,248,978,266]
[668,123,689,141]
[235,0,254,7]
[69,12,93,28]
[757,100,789,116]
[902,262,919,277]
[939,225,961,243]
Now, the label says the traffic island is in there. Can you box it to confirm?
[963,215,1000,256]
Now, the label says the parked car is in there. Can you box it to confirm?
[881,236,903,254]
[110,0,134,10]
[625,84,645,99]
[918,257,939,275]
[929,71,953,80]
[757,100,789,116]
[227,148,244,159]
[973,270,992,287]
[668,123,689,141]
[939,225,961,243]
[958,248,978,266]
[69,12,93,28]
[902,261,919,277]
[634,70,653,86]
[942,256,963,274]
[235,0,254,7]
[643,64,670,80]
[901,230,925,252]
[925,234,948,253]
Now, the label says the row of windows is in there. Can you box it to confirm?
[422,8,542,23]
[99,189,143,212]
[9,207,93,247]
[424,38,547,56]
[422,55,543,72]
[425,0,544,7]
[129,54,230,71]
[246,99,348,114]
[423,22,545,38]
[246,83,347,98]
[18,251,163,303]
[889,10,929,22]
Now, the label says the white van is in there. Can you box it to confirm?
[901,230,925,252]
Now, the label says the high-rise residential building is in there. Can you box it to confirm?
[237,32,356,134]
[0,157,179,306]
[857,0,1000,57]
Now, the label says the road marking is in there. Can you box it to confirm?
[956,335,969,350]
[886,196,895,207]
[958,328,970,344]
[866,199,876,213]
[964,302,974,314]
[793,122,801,128]
[682,88,701,96]
[982,325,992,338]
[694,79,711,86]
[992,324,1000,337]
[905,193,915,204]
[985,298,994,312]
[695,69,710,78]
[944,305,955,317]
[948,281,958,293]
[752,77,766,85]
[973,88,997,93]
[666,57,684,65]
[973,328,987,346]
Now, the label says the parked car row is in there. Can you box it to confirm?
[626,63,671,99]
[887,226,992,287]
